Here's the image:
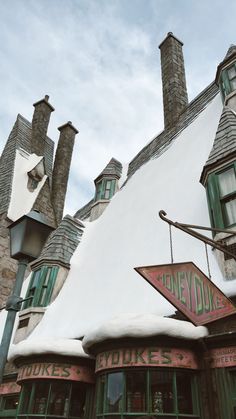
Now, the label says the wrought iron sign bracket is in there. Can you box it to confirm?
[159,210,236,261]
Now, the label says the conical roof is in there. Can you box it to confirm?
[200,106,236,184]
[94,157,122,182]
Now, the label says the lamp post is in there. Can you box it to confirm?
[0,211,54,383]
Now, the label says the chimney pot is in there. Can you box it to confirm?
[31,96,54,156]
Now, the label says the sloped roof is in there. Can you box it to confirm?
[200,106,236,184]
[26,94,236,343]
[94,157,122,182]
[74,198,94,221]
[0,114,54,214]
[32,215,84,269]
[128,82,218,179]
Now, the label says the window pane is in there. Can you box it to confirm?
[231,79,236,90]
[228,66,236,79]
[69,383,86,418]
[32,381,50,414]
[150,371,174,414]
[224,199,236,226]
[176,372,193,414]
[106,372,123,413]
[3,395,19,410]
[218,168,236,197]
[126,371,146,412]
[18,383,32,413]
[48,382,70,416]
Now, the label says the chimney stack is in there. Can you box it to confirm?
[31,95,54,156]
[51,121,79,224]
[159,32,188,130]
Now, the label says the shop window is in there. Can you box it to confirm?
[206,163,236,230]
[0,394,19,418]
[17,380,87,419]
[95,179,116,201]
[96,369,200,419]
[23,266,59,309]
[220,64,236,99]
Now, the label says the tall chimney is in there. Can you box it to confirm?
[51,121,79,224]
[31,95,54,156]
[159,32,188,130]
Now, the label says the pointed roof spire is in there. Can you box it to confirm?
[94,158,122,183]
[200,106,236,185]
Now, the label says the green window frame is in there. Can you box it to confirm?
[23,266,59,309]
[206,162,236,231]
[95,179,116,201]
[17,380,91,419]
[96,369,200,419]
[220,63,236,99]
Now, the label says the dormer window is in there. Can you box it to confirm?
[95,178,116,201]
[23,266,59,309]
[207,163,236,230]
[220,64,236,99]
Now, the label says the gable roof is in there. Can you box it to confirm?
[0,114,54,215]
[28,94,235,342]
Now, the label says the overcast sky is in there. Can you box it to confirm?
[1,0,236,215]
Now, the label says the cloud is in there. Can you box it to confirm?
[1,0,236,216]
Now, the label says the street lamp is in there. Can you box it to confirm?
[0,211,54,383]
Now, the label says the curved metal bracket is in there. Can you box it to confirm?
[159,210,236,261]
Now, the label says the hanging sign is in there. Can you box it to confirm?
[135,262,236,325]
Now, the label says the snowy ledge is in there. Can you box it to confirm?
[9,338,92,362]
[82,313,208,352]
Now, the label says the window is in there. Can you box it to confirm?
[207,163,236,230]
[220,64,236,98]
[96,369,200,419]
[23,266,59,309]
[17,381,86,419]
[95,179,116,201]
[0,394,19,418]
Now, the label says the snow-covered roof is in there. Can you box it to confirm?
[7,149,47,221]
[24,92,236,345]
[82,313,208,353]
[9,338,90,362]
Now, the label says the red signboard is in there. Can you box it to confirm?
[135,262,236,325]
[208,347,236,368]
[17,362,95,384]
[95,347,199,372]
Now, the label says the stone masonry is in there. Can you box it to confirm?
[159,32,188,131]
[51,122,79,225]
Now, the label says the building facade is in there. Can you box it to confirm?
[1,33,236,419]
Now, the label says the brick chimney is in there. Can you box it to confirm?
[51,121,79,224]
[159,32,188,130]
[31,95,54,156]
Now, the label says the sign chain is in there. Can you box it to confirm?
[169,224,174,263]
[205,243,211,279]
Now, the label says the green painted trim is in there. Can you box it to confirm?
[23,266,59,309]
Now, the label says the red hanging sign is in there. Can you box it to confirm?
[135,262,236,325]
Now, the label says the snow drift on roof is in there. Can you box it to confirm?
[9,338,90,362]
[21,93,236,345]
[7,149,47,221]
[82,313,208,352]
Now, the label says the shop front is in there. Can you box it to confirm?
[14,355,95,419]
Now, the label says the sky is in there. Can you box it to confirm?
[0,0,236,215]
